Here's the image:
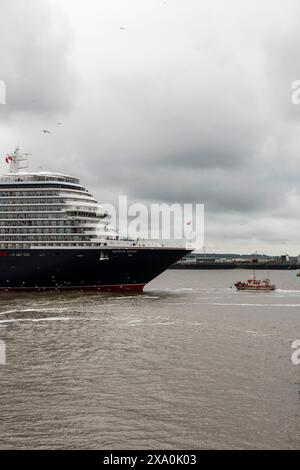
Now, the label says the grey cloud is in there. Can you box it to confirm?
[0,0,76,118]
[2,0,300,253]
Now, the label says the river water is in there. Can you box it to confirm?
[0,269,299,449]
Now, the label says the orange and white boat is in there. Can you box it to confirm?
[235,272,275,291]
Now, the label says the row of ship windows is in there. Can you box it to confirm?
[0,184,85,192]
[0,227,96,234]
[67,211,105,218]
[0,208,98,215]
[0,212,101,219]
[0,250,111,256]
[0,198,96,205]
[0,191,61,197]
[0,190,91,198]
[0,213,68,219]
[0,220,81,226]
[0,175,79,184]
[0,206,63,212]
[0,242,109,248]
[0,204,97,210]
[0,235,96,241]
[0,198,65,205]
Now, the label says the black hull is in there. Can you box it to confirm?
[0,247,189,291]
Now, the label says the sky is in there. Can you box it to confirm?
[1,0,300,254]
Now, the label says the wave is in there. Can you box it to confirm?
[0,307,68,316]
[275,289,300,293]
[0,316,71,324]
[245,330,269,337]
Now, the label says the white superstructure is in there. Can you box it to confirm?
[0,147,116,249]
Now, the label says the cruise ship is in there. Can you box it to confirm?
[0,148,190,291]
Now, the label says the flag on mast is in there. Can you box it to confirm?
[5,155,13,164]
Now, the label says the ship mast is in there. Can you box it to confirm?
[7,147,29,173]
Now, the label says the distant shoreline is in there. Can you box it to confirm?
[170,263,300,270]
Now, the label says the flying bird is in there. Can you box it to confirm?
[41,129,51,134]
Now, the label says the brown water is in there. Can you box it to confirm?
[0,269,299,449]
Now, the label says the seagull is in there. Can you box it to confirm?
[41,129,51,134]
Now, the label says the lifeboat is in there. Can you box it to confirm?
[235,272,275,291]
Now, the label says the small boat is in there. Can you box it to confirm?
[235,272,275,291]
[297,272,300,277]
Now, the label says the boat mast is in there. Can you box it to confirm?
[7,147,29,173]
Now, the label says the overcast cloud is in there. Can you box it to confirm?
[1,0,300,254]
